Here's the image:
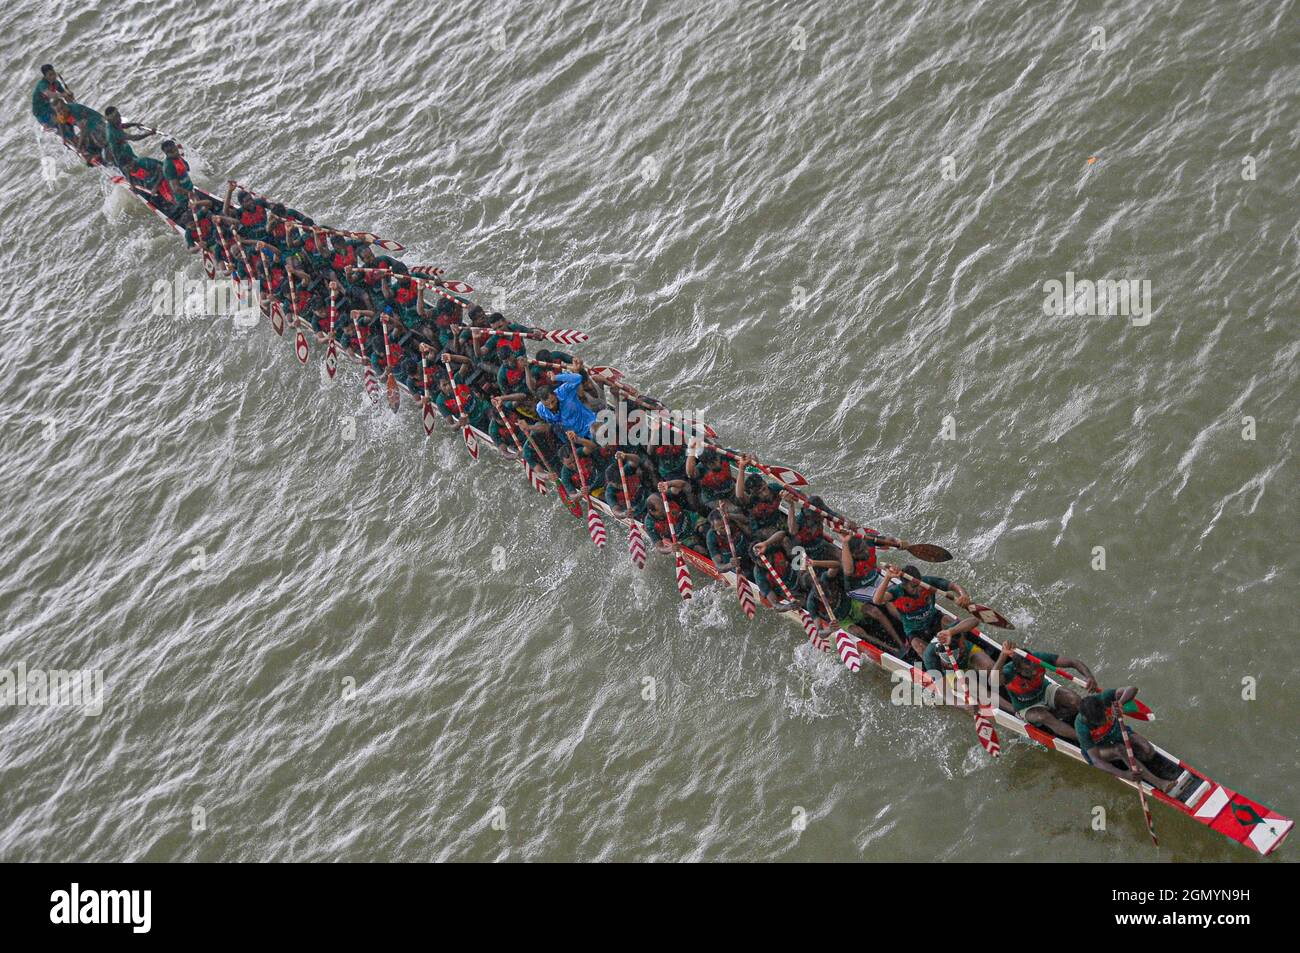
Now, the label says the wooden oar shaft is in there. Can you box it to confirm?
[1115,700,1158,845]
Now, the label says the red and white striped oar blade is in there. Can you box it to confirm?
[736,574,757,619]
[294,329,309,364]
[674,552,693,600]
[442,280,472,293]
[590,366,623,381]
[541,328,589,344]
[627,522,647,569]
[526,464,548,494]
[363,368,380,403]
[556,485,582,518]
[201,249,217,279]
[324,340,338,379]
[421,398,436,436]
[975,707,1001,757]
[461,425,480,460]
[764,465,808,488]
[270,301,285,336]
[798,611,829,651]
[586,509,607,548]
[834,629,862,673]
[969,603,1015,630]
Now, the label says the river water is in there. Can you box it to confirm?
[0,0,1295,861]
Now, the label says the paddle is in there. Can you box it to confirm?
[656,482,693,600]
[1115,700,1158,845]
[471,327,590,345]
[257,250,284,335]
[442,356,479,459]
[419,351,437,435]
[324,284,339,379]
[806,567,862,672]
[288,271,309,364]
[615,456,646,569]
[55,69,76,102]
[350,314,379,404]
[525,429,580,516]
[380,317,399,412]
[718,511,756,619]
[893,567,1015,631]
[490,400,547,493]
[567,433,606,549]
[936,635,1001,757]
[753,546,827,650]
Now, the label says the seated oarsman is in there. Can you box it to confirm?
[605,451,650,518]
[63,99,108,163]
[648,439,689,487]
[103,107,153,172]
[873,563,972,662]
[438,360,491,432]
[750,536,798,608]
[686,442,733,507]
[1075,688,1174,792]
[785,492,838,568]
[478,313,535,368]
[730,456,784,539]
[222,184,271,242]
[559,436,605,497]
[920,623,987,685]
[179,194,220,253]
[384,273,422,332]
[155,140,193,216]
[487,394,527,451]
[810,570,899,649]
[530,348,573,390]
[519,418,563,473]
[31,65,71,131]
[831,531,906,650]
[705,508,752,577]
[643,490,706,554]
[992,640,1096,735]
[495,351,533,398]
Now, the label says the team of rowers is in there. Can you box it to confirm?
[33,65,1177,793]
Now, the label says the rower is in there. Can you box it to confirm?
[921,623,986,678]
[1075,688,1173,792]
[705,508,751,576]
[751,537,799,608]
[687,442,734,507]
[605,451,650,517]
[873,563,972,661]
[834,530,906,650]
[103,106,153,173]
[992,640,1096,737]
[31,65,70,130]
[62,99,108,164]
[731,455,784,539]
[643,490,706,555]
[157,140,193,215]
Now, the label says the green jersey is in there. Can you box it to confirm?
[1074,689,1121,764]
[1002,651,1060,710]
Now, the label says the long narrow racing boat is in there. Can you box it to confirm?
[40,119,1293,857]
